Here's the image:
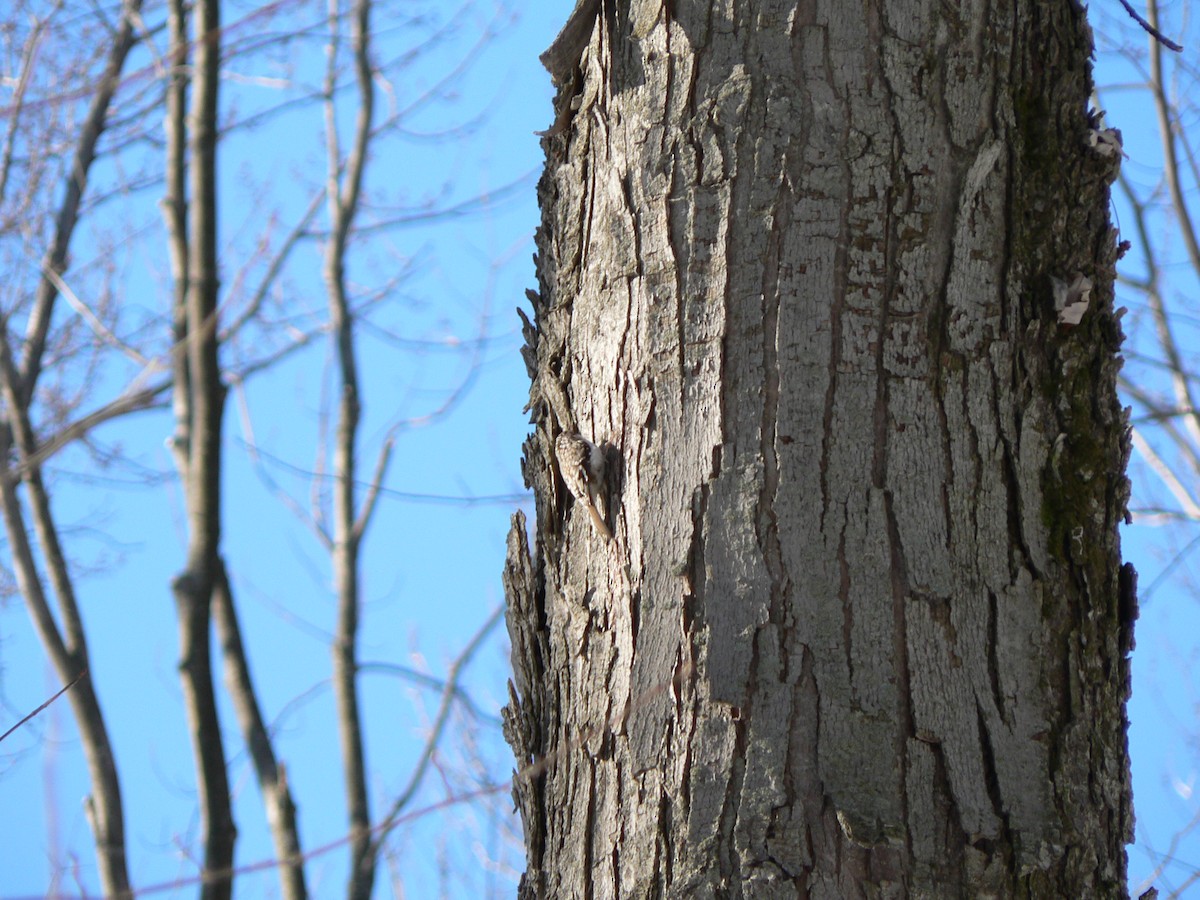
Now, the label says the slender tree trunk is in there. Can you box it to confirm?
[505,1,1133,896]
[322,0,376,896]
[0,3,143,893]
[212,562,308,900]
[163,0,190,472]
[169,0,236,893]
[0,415,129,897]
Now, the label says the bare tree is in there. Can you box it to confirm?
[166,0,241,895]
[0,2,147,894]
[507,0,1132,895]
[1,0,528,896]
[322,0,380,894]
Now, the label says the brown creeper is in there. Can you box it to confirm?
[555,432,611,541]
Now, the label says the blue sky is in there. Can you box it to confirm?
[0,1,1197,897]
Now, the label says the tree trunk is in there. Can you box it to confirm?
[505,1,1133,896]
[170,0,237,893]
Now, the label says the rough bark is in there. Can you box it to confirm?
[506,1,1132,897]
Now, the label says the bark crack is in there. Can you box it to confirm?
[882,489,916,854]
[716,713,748,881]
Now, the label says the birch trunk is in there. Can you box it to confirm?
[505,0,1133,896]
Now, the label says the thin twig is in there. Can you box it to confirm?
[1118,0,1183,52]
[1131,428,1200,520]
[0,667,86,744]
[234,439,527,506]
[371,603,505,844]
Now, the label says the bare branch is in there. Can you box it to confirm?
[8,379,170,479]
[0,667,85,745]
[1130,427,1200,521]
[1118,0,1184,52]
[1147,2,1199,274]
[0,1,62,212]
[234,383,333,549]
[352,430,394,541]
[0,328,129,895]
[371,603,505,847]
[221,187,326,340]
[211,559,307,900]
[41,265,150,365]
[323,0,378,893]
[234,439,528,506]
[19,0,145,406]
